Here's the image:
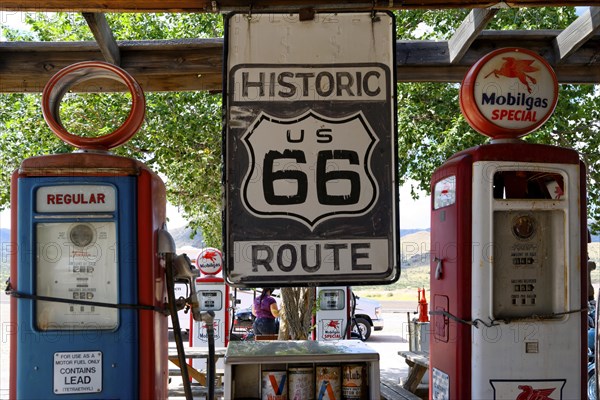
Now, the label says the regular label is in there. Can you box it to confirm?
[37,185,116,213]
[54,351,102,395]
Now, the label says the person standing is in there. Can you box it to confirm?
[252,288,280,335]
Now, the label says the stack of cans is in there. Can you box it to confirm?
[261,363,367,400]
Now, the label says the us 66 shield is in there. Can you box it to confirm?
[242,110,378,228]
[224,12,399,287]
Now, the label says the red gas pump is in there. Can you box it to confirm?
[9,62,168,399]
[429,48,587,399]
[314,286,352,341]
[190,248,230,372]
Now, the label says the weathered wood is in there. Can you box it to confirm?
[0,0,598,12]
[399,351,429,395]
[82,12,121,65]
[448,8,497,63]
[380,378,423,400]
[167,384,224,398]
[169,358,208,385]
[554,6,600,63]
[2,32,600,93]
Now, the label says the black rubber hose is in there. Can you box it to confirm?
[205,311,216,400]
[165,252,193,400]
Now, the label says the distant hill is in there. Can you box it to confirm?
[401,230,430,267]
[401,228,429,237]
[169,226,205,248]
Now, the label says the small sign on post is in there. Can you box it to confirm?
[53,351,102,395]
[224,12,399,287]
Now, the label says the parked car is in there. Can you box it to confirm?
[233,306,253,332]
[351,293,384,341]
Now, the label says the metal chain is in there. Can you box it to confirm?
[430,307,587,329]
[6,280,168,315]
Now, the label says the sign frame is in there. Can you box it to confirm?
[223,11,399,287]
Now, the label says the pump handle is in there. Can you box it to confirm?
[434,257,443,280]
[41,61,145,151]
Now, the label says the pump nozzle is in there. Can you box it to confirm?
[170,254,207,322]
[172,254,199,284]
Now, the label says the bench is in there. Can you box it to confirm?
[380,378,423,400]
[168,347,227,386]
[398,350,429,395]
[168,383,225,399]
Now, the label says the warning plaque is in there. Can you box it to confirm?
[54,351,102,395]
[224,12,399,287]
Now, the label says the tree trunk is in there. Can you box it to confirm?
[278,287,315,340]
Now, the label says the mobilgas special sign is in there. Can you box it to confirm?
[223,12,398,287]
[460,48,558,139]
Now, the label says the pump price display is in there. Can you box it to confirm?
[198,290,223,311]
[36,221,118,330]
[224,12,399,286]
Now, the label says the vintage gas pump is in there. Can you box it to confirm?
[190,247,230,372]
[8,62,169,399]
[314,286,351,340]
[429,48,587,399]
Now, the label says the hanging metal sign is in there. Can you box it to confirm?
[223,11,399,287]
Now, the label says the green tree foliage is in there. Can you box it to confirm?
[1,7,599,244]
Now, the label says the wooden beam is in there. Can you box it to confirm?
[0,1,599,13]
[448,8,497,63]
[1,32,600,93]
[554,6,600,63]
[82,12,121,65]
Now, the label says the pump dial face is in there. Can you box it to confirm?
[69,223,96,247]
[512,215,536,240]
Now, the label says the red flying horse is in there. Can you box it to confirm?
[200,250,219,263]
[327,320,340,329]
[485,57,539,94]
[515,385,555,400]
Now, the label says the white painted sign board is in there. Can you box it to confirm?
[54,351,102,395]
[224,12,399,287]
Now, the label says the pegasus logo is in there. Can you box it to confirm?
[327,320,340,329]
[200,250,218,263]
[485,57,539,94]
[515,385,555,400]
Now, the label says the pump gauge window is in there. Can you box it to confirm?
[69,223,96,247]
[198,290,223,311]
[319,289,345,310]
[512,215,536,240]
[36,222,118,331]
[434,176,456,209]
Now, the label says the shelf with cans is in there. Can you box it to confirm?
[224,340,380,399]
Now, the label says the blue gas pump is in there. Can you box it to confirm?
[8,61,169,399]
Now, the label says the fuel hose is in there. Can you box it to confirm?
[165,252,193,400]
[202,311,216,400]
